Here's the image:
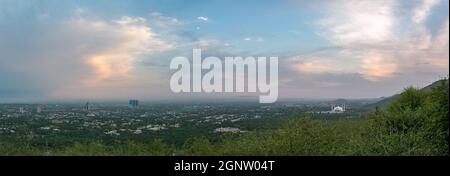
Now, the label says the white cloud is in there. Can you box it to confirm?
[243,37,264,42]
[45,15,173,98]
[318,0,396,46]
[114,16,147,25]
[197,16,209,21]
[310,0,448,82]
[413,0,442,24]
[148,12,183,28]
[312,0,399,80]
[67,16,171,82]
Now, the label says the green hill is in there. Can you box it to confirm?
[367,79,449,108]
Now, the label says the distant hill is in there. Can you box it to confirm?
[332,98,349,104]
[421,79,448,92]
[367,95,398,108]
[367,79,449,108]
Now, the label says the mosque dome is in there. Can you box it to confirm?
[333,106,344,112]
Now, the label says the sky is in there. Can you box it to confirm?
[0,0,448,102]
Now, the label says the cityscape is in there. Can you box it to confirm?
[0,99,375,148]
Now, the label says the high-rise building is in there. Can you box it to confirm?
[85,102,90,111]
[36,106,42,113]
[128,100,139,108]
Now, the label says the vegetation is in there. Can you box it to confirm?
[0,79,448,156]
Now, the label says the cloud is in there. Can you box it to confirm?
[315,0,398,81]
[71,16,171,82]
[360,51,398,81]
[52,15,173,98]
[317,0,396,46]
[413,0,442,24]
[291,60,338,74]
[150,12,184,28]
[197,16,209,21]
[420,18,449,69]
[0,8,174,100]
[434,18,449,49]
[243,37,264,42]
[308,0,449,82]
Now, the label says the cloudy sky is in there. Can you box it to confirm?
[0,0,448,102]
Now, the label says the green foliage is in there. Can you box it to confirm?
[364,80,449,155]
[213,118,367,156]
[0,142,41,156]
[52,139,174,156]
[180,137,216,156]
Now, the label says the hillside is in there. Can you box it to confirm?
[367,79,449,108]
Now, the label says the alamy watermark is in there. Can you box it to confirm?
[170,49,278,103]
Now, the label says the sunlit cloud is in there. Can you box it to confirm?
[317,0,396,46]
[360,51,398,81]
[307,0,448,82]
[64,16,172,87]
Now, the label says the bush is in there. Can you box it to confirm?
[364,80,449,155]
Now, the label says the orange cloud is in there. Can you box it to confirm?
[70,16,172,85]
[51,15,173,99]
[361,51,398,81]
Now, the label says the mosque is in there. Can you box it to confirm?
[309,104,348,114]
[330,104,346,113]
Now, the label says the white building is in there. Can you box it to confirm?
[330,104,346,113]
